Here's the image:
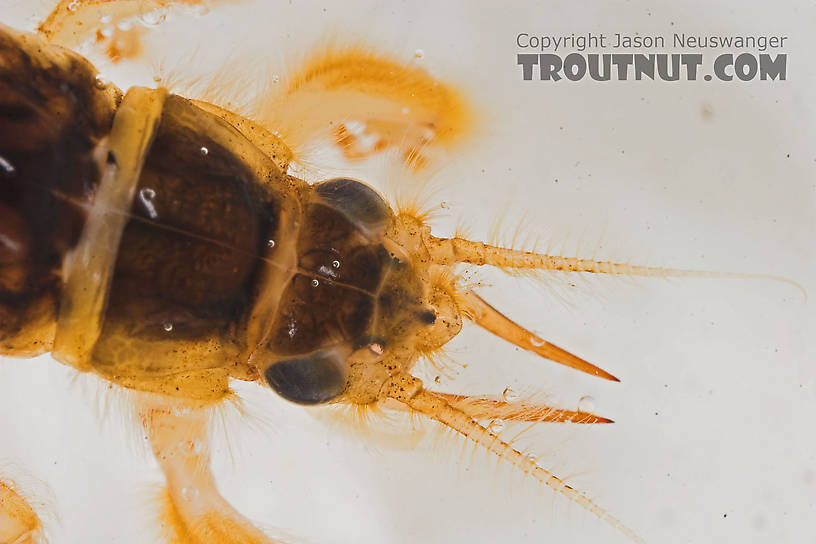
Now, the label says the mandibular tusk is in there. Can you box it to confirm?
[461,291,619,381]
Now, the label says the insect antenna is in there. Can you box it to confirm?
[384,374,644,544]
[427,234,806,296]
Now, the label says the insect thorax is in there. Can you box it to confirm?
[0,36,442,404]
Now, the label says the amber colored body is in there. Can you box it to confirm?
[0,26,424,405]
[0,7,659,543]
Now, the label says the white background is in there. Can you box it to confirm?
[1,1,814,543]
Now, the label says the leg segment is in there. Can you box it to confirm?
[37,1,232,62]
[0,479,45,544]
[139,398,278,544]
[259,46,474,170]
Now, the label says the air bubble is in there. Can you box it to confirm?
[331,260,340,269]
[414,48,424,60]
[99,15,112,24]
[578,395,596,412]
[311,279,320,287]
[434,375,441,384]
[502,387,519,402]
[67,1,79,12]
[192,439,202,454]
[530,335,546,347]
[369,343,384,356]
[0,155,16,176]
[271,74,280,84]
[487,420,505,433]
[401,106,411,115]
[162,322,174,332]
[94,74,108,89]
[138,188,158,219]
[267,239,276,248]
[200,146,208,156]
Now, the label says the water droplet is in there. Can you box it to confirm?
[502,387,519,402]
[530,335,546,347]
[162,322,174,332]
[0,155,16,176]
[199,146,208,156]
[487,419,505,433]
[267,239,276,248]
[67,1,79,12]
[414,48,425,60]
[331,260,340,269]
[311,279,320,287]
[271,74,280,84]
[578,395,596,412]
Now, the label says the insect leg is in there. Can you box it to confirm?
[0,479,46,544]
[139,399,280,544]
[258,45,474,170]
[37,0,226,62]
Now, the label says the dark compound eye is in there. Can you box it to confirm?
[314,178,391,233]
[264,350,347,405]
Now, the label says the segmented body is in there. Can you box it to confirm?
[0,25,419,407]
[0,13,653,544]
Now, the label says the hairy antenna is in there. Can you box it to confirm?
[384,374,644,544]
[428,235,805,296]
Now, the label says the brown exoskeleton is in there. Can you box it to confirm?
[2,2,800,543]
